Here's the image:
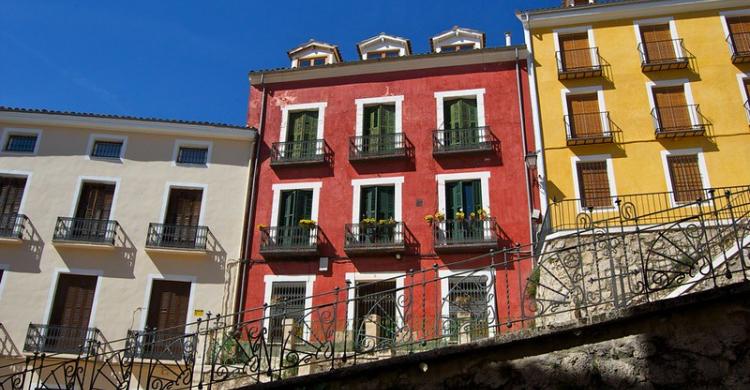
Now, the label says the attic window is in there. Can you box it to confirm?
[368,49,400,59]
[443,43,476,52]
[299,56,327,68]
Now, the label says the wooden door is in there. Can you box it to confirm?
[145,280,190,357]
[165,189,202,226]
[577,161,611,209]
[667,155,704,203]
[640,24,676,62]
[728,16,750,54]
[47,274,97,352]
[567,93,602,137]
[653,86,691,131]
[560,32,592,70]
[0,177,26,236]
[75,183,114,220]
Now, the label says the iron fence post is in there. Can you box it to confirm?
[725,189,748,281]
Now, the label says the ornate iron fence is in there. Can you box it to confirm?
[3,187,750,389]
[146,223,209,250]
[432,127,494,154]
[52,217,118,245]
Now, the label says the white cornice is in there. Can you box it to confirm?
[0,112,255,141]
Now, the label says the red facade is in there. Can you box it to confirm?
[241,50,538,339]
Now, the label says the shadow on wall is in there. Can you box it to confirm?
[146,233,228,285]
[3,219,45,273]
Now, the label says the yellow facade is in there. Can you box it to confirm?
[521,1,750,212]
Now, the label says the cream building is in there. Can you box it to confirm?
[0,107,254,369]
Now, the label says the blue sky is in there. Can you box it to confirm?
[0,0,559,126]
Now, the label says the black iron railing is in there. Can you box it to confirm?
[637,38,690,71]
[270,139,326,165]
[126,329,197,361]
[555,47,603,79]
[727,32,750,63]
[433,218,497,251]
[651,104,706,138]
[0,213,27,239]
[349,133,408,160]
[744,101,750,123]
[564,112,612,145]
[432,127,494,155]
[344,222,405,253]
[260,225,319,256]
[146,223,209,250]
[53,217,118,245]
[24,324,102,355]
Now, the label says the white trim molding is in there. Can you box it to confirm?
[262,274,316,341]
[645,79,698,129]
[435,172,491,216]
[560,85,611,135]
[438,269,496,337]
[0,169,33,213]
[0,127,42,155]
[434,89,486,130]
[85,133,128,162]
[172,139,213,167]
[139,274,197,332]
[158,182,209,225]
[345,272,406,332]
[570,154,618,212]
[736,72,750,123]
[350,177,404,224]
[354,96,404,136]
[69,176,122,219]
[279,102,327,142]
[720,9,750,57]
[0,264,9,303]
[270,182,323,227]
[660,148,711,207]
[42,268,103,330]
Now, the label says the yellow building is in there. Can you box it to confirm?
[518,0,750,227]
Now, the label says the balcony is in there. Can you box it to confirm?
[344,222,405,255]
[432,127,495,155]
[146,223,209,252]
[259,225,319,258]
[745,101,750,123]
[727,32,750,64]
[349,133,409,161]
[0,213,27,241]
[556,47,603,80]
[52,217,118,247]
[565,112,613,146]
[433,218,498,253]
[651,105,707,138]
[24,324,102,355]
[270,139,326,166]
[638,39,690,72]
[126,330,197,361]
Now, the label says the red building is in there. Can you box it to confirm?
[240,28,538,348]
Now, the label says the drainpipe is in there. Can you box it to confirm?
[515,48,535,249]
[234,73,267,324]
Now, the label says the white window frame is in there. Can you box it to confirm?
[279,102,327,142]
[351,177,404,223]
[85,133,127,162]
[138,274,197,333]
[660,148,711,207]
[41,268,103,330]
[560,85,611,136]
[645,79,699,129]
[570,154,618,213]
[435,172,491,217]
[0,128,42,155]
[438,269,496,338]
[158,182,208,225]
[434,89,486,130]
[69,176,121,219]
[172,139,212,167]
[633,17,684,61]
[354,96,404,136]
[270,182,322,227]
[0,169,32,214]
[720,9,750,56]
[0,264,9,302]
[263,274,316,341]
[736,72,750,123]
[345,272,406,332]
[553,26,600,68]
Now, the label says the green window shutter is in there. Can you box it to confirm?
[377,186,395,219]
[381,105,396,134]
[295,190,313,221]
[446,182,464,219]
[446,100,463,130]
[363,106,379,137]
[303,111,318,140]
[360,187,376,220]
[288,112,305,142]
[461,99,478,128]
[470,180,483,212]
[279,191,297,227]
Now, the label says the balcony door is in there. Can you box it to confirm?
[268,282,306,344]
[47,274,97,353]
[560,32,592,70]
[445,276,490,343]
[363,104,396,153]
[640,24,676,63]
[445,180,483,241]
[72,183,114,241]
[360,186,395,244]
[653,86,691,131]
[576,161,612,209]
[144,280,190,358]
[728,16,750,54]
[667,155,704,204]
[277,189,313,247]
[443,98,478,146]
[567,93,603,138]
[285,111,318,159]
[354,280,397,351]
[164,188,202,246]
[0,177,26,236]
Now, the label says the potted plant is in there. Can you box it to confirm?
[298,219,316,228]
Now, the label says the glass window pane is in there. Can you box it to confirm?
[5,135,37,153]
[91,141,123,159]
[176,147,208,165]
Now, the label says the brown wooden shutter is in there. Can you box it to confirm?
[577,161,611,208]
[0,177,26,214]
[653,86,691,131]
[640,24,676,62]
[75,183,114,220]
[567,93,602,137]
[728,16,750,54]
[165,189,202,226]
[146,280,190,332]
[560,32,592,70]
[667,155,704,203]
[49,274,97,329]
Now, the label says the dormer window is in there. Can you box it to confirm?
[368,49,400,59]
[442,44,476,52]
[299,56,327,68]
[288,40,342,69]
[430,26,485,53]
[357,33,412,60]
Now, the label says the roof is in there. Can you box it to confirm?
[356,33,413,58]
[518,0,636,15]
[287,39,343,62]
[429,26,487,52]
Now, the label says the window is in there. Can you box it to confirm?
[161,188,203,246]
[368,50,400,59]
[354,280,396,350]
[144,280,190,357]
[59,182,116,243]
[4,134,37,153]
[559,32,592,71]
[653,86,692,131]
[444,98,478,130]
[445,180,482,219]
[362,104,396,153]
[443,44,475,52]
[727,16,750,55]
[282,110,319,159]
[639,23,677,63]
[359,186,395,221]
[667,155,704,204]
[278,189,313,227]
[299,56,326,67]
[176,147,208,165]
[576,161,612,209]
[269,282,306,343]
[90,141,123,159]
[47,274,98,353]
[446,276,489,342]
[567,93,603,138]
[0,176,26,237]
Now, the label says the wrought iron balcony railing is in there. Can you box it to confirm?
[126,330,197,361]
[637,38,690,71]
[0,213,27,240]
[344,222,405,255]
[146,223,209,250]
[53,217,118,245]
[433,218,497,252]
[651,104,706,138]
[727,32,750,64]
[564,112,613,145]
[260,225,319,257]
[24,324,102,355]
[349,133,408,161]
[555,47,603,80]
[432,127,494,155]
[270,139,326,166]
[744,100,750,123]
